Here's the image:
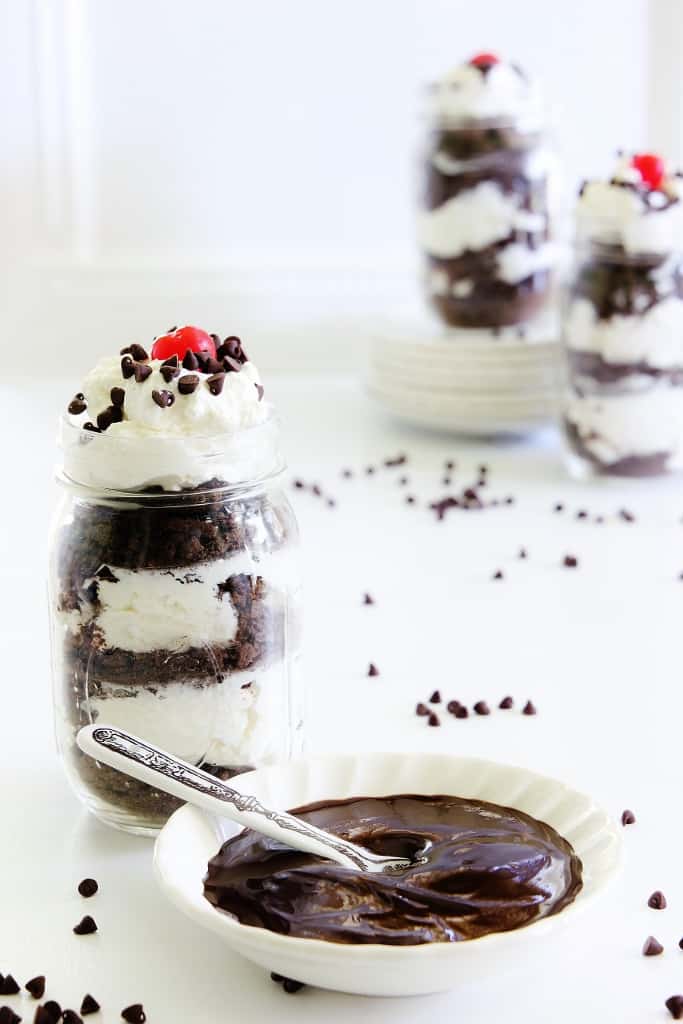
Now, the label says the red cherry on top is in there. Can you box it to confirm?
[470,52,501,68]
[631,152,665,190]
[150,325,216,362]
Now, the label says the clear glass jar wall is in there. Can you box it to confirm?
[49,471,301,836]
[563,240,683,477]
[421,120,556,328]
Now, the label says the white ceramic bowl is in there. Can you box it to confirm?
[153,752,621,997]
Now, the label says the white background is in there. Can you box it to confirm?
[3,0,680,372]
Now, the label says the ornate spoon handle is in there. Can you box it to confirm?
[77,725,408,873]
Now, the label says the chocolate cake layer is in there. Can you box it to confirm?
[564,418,671,477]
[568,350,683,385]
[572,248,683,321]
[204,793,582,944]
[428,253,550,328]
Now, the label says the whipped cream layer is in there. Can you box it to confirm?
[420,182,546,259]
[566,388,683,467]
[566,296,683,368]
[63,352,276,491]
[578,156,683,256]
[62,550,292,654]
[80,665,290,766]
[428,59,543,126]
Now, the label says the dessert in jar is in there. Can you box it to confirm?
[420,52,558,329]
[49,326,302,835]
[564,153,683,476]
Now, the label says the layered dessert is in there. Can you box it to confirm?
[204,794,582,945]
[564,153,683,475]
[420,52,557,328]
[50,326,301,831]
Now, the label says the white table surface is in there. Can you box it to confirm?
[2,373,683,1023]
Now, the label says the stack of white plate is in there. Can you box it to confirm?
[368,315,564,435]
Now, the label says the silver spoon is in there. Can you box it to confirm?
[77,725,413,874]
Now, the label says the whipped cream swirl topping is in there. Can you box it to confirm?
[427,52,544,127]
[577,153,683,256]
[61,327,276,492]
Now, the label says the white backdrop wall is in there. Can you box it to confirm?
[0,0,664,371]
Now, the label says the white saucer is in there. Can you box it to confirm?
[154,752,620,997]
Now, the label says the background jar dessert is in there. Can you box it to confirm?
[419,53,558,329]
[563,154,683,477]
[48,328,302,835]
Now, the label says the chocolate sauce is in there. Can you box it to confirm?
[203,794,582,945]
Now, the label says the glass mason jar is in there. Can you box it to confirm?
[49,416,302,835]
[563,239,683,477]
[420,116,558,328]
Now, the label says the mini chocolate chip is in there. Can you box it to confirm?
[133,362,152,384]
[473,700,490,716]
[553,503,564,512]
[518,548,527,559]
[621,809,636,826]
[427,712,440,727]
[576,510,588,519]
[78,878,98,898]
[152,389,174,408]
[194,351,211,371]
[499,696,514,709]
[406,495,415,504]
[25,978,45,999]
[666,995,683,1019]
[442,476,451,486]
[79,996,99,1017]
[446,700,462,715]
[217,336,246,362]
[129,343,148,361]
[73,915,97,935]
[327,498,336,507]
[479,464,488,475]
[33,1009,55,1024]
[429,690,441,704]
[367,663,380,677]
[492,569,504,580]
[121,356,135,379]
[504,496,514,505]
[270,972,284,984]
[96,408,113,431]
[619,508,636,523]
[416,702,429,716]
[203,356,223,375]
[0,1008,21,1024]
[595,516,604,524]
[282,980,304,994]
[177,374,199,395]
[42,1002,62,1023]
[679,938,683,950]
[522,700,537,715]
[68,398,87,415]
[63,1012,83,1024]
[160,364,180,383]
[223,355,243,374]
[293,479,305,489]
[445,460,455,470]
[0,977,19,996]
[642,935,664,956]
[453,704,469,719]
[108,388,124,410]
[312,485,322,496]
[182,349,199,370]
[362,593,374,605]
[365,466,375,475]
[161,354,179,368]
[121,1005,146,1024]
[399,476,408,485]
[341,469,352,478]
[206,373,226,396]
[563,555,578,568]
[648,890,667,910]
[255,383,265,401]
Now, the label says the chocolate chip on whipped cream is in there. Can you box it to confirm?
[151,389,174,409]
[120,343,149,361]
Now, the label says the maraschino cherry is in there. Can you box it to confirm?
[631,153,665,190]
[470,52,500,69]
[150,326,216,362]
